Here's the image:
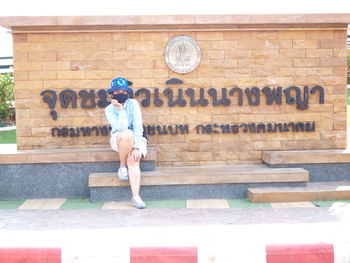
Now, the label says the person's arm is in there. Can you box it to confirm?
[105,102,128,132]
[131,99,144,149]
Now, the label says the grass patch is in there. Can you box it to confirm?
[0,129,16,144]
[227,199,272,208]
[0,200,25,210]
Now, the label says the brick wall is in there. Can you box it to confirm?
[12,28,348,165]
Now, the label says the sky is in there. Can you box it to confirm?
[0,0,349,56]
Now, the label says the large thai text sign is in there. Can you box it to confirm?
[41,84,325,121]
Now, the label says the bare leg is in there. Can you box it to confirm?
[127,152,142,197]
[116,130,142,199]
[116,130,134,167]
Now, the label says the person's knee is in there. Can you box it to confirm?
[127,152,141,166]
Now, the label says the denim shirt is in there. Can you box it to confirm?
[104,98,144,149]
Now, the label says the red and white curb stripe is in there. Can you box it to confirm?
[0,243,349,263]
[0,248,61,263]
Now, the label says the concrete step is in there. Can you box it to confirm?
[0,146,156,200]
[0,145,157,164]
[89,165,309,187]
[263,149,350,165]
[89,165,309,202]
[263,149,350,183]
[248,181,350,203]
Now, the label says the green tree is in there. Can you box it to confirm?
[0,72,15,126]
[347,50,350,84]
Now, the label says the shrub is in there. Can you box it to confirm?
[0,72,15,124]
[348,50,350,84]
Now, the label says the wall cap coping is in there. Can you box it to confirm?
[0,14,349,29]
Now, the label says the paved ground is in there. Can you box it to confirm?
[0,205,349,230]
[0,199,349,239]
[1,204,350,262]
[1,126,350,261]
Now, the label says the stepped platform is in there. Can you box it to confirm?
[0,144,156,164]
[248,181,350,203]
[0,145,156,200]
[89,165,309,202]
[263,149,350,165]
[263,149,350,182]
[2,144,350,202]
[260,150,350,202]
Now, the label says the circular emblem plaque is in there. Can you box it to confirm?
[164,35,201,74]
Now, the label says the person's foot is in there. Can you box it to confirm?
[117,167,128,181]
[131,195,146,209]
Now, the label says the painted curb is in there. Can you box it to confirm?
[1,243,349,263]
[0,248,61,263]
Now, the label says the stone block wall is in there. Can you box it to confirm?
[12,28,348,165]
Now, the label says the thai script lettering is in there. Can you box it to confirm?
[41,85,325,120]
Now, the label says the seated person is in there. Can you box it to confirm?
[104,77,147,209]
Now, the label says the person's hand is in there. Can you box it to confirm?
[111,99,123,111]
[128,148,142,163]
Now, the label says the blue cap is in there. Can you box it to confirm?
[107,77,133,94]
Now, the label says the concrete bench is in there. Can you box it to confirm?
[89,165,309,202]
